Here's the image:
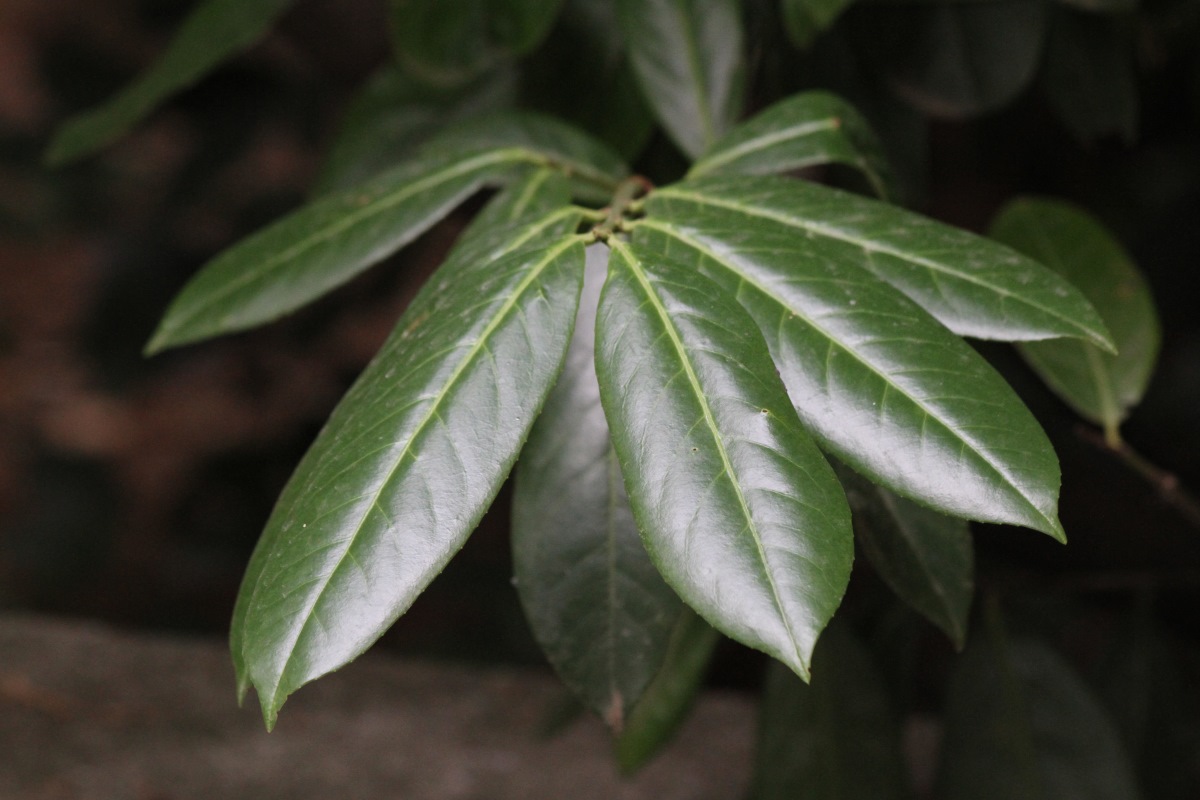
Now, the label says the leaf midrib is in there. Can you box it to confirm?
[690,118,840,177]
[609,238,805,665]
[158,148,536,339]
[255,235,582,710]
[636,219,1060,535]
[653,185,1102,346]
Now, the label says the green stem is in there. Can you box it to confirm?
[592,176,654,241]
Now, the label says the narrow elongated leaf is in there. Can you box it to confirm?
[632,214,1066,540]
[513,245,682,728]
[991,198,1159,443]
[617,0,745,158]
[595,239,854,680]
[689,91,896,200]
[616,609,721,773]
[851,1,1048,119]
[836,465,973,648]
[46,0,295,165]
[422,111,629,201]
[314,65,518,195]
[752,624,907,800]
[649,176,1114,349]
[936,636,1142,800]
[231,207,586,727]
[146,148,533,353]
[781,0,857,50]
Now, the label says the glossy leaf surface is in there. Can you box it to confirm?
[648,176,1113,348]
[634,206,1066,540]
[147,148,528,353]
[837,465,973,648]
[689,91,896,200]
[752,625,907,800]
[315,66,517,194]
[781,0,856,50]
[851,1,1047,119]
[617,0,745,158]
[936,637,1142,800]
[991,198,1160,441]
[595,239,853,680]
[231,187,585,727]
[513,245,681,728]
[422,111,629,200]
[615,609,721,773]
[46,0,295,165]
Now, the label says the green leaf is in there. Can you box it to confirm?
[46,0,295,165]
[990,198,1160,443]
[634,199,1066,540]
[146,148,531,353]
[388,0,564,86]
[648,176,1114,349]
[850,1,1048,119]
[689,90,897,201]
[421,111,630,201]
[513,245,682,729]
[751,624,907,800]
[1040,11,1138,146]
[519,0,656,162]
[594,239,854,681]
[314,65,518,195]
[615,608,721,773]
[230,191,586,728]
[781,0,857,50]
[617,0,745,158]
[936,636,1143,800]
[836,465,973,648]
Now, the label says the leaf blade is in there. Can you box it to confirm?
[651,175,1114,350]
[632,212,1065,540]
[617,0,745,158]
[513,245,682,727]
[47,0,296,165]
[595,239,854,680]
[990,197,1160,441]
[690,91,897,201]
[232,202,585,726]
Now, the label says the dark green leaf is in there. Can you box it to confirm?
[615,609,721,773]
[637,183,1072,539]
[421,111,629,201]
[851,1,1048,119]
[647,176,1114,349]
[594,239,854,680]
[513,245,682,728]
[837,466,973,648]
[1041,12,1138,145]
[231,192,586,727]
[147,148,531,353]
[781,0,857,50]
[689,90,897,200]
[490,0,568,55]
[752,624,907,800]
[314,65,518,195]
[936,636,1142,800]
[990,198,1160,443]
[617,0,745,158]
[46,0,295,165]
[519,0,656,162]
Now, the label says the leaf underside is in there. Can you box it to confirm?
[232,173,585,727]
[513,245,682,726]
[595,239,853,681]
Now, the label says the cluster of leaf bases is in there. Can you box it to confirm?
[125,92,1121,735]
